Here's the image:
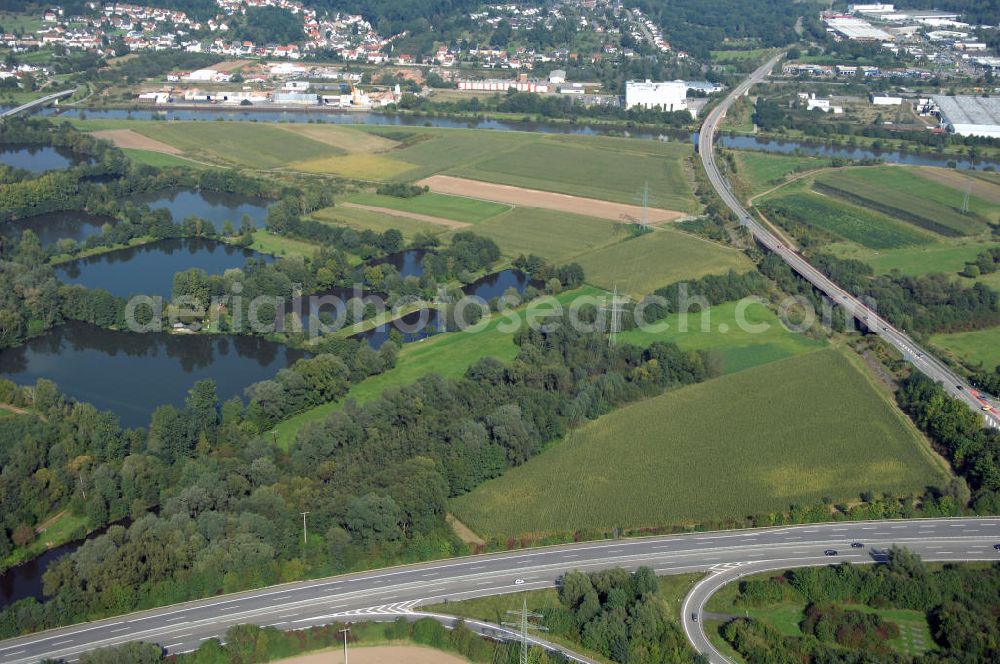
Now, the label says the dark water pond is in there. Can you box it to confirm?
[2,211,116,246]
[0,144,90,173]
[136,188,270,233]
[0,320,307,428]
[56,237,271,298]
[351,268,540,349]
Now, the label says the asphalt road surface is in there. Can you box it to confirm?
[0,90,75,119]
[0,518,997,662]
[698,53,1000,429]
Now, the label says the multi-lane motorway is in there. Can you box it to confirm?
[2,64,1000,664]
[0,518,997,662]
[698,53,1000,429]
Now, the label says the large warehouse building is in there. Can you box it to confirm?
[932,95,1000,138]
[625,80,687,112]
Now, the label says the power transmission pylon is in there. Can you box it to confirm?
[640,180,650,229]
[605,285,624,348]
[502,598,548,664]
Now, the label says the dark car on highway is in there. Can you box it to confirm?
[851,542,864,548]
[824,549,838,556]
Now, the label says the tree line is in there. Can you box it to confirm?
[393,89,694,127]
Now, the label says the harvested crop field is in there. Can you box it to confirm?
[419,175,686,223]
[92,129,182,155]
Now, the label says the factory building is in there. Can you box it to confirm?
[624,80,687,112]
[932,95,1000,138]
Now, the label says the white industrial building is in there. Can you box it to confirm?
[932,95,1000,138]
[625,80,687,112]
[826,17,894,41]
[871,94,903,105]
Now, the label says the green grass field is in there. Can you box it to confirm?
[76,119,699,210]
[735,151,826,196]
[451,137,696,212]
[618,300,826,374]
[346,192,510,223]
[311,205,450,239]
[931,325,1000,370]
[469,207,622,263]
[575,228,754,298]
[706,572,934,657]
[0,510,88,574]
[710,47,778,62]
[451,349,947,538]
[759,191,933,250]
[247,230,321,259]
[815,167,996,236]
[827,240,1000,277]
[127,121,335,169]
[272,287,607,447]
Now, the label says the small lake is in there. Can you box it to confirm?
[57,237,271,299]
[0,320,307,428]
[352,268,540,349]
[0,144,90,173]
[377,248,427,278]
[2,211,116,246]
[136,188,270,232]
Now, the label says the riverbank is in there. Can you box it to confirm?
[726,128,1000,165]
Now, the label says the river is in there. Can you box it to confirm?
[42,106,1000,171]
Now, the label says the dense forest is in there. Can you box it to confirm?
[636,0,804,60]
[723,549,1000,663]
[0,306,719,637]
[551,567,696,663]
[233,6,304,45]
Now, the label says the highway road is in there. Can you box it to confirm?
[1,90,75,119]
[0,518,997,662]
[698,53,1000,429]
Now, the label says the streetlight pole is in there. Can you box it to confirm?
[300,511,309,544]
[339,625,351,663]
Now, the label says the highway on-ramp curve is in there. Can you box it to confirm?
[0,518,997,662]
[698,53,1000,429]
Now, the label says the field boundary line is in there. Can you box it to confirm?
[418,174,686,224]
[340,202,472,229]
